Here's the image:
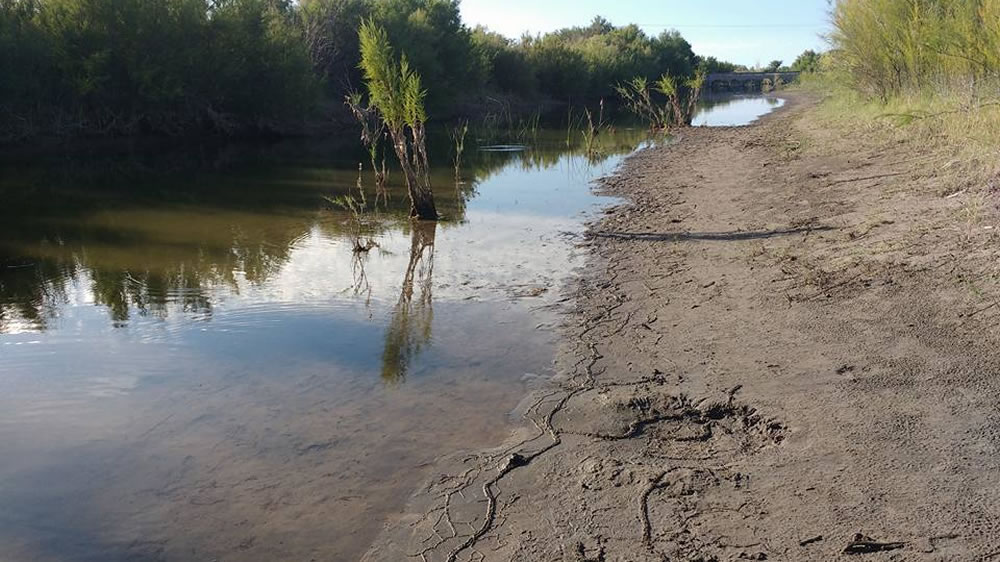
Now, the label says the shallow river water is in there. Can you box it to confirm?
[693,94,786,127]
[0,96,781,561]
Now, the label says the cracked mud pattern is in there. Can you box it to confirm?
[364,93,1000,561]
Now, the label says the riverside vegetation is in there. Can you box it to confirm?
[615,72,706,129]
[355,20,437,219]
[816,0,1000,185]
[0,0,753,142]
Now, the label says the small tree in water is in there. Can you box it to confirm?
[357,21,437,220]
[616,71,705,129]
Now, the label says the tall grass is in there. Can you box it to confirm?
[827,0,1000,184]
[325,165,379,254]
[478,102,541,145]
[831,0,1000,103]
[615,72,705,129]
[581,103,601,155]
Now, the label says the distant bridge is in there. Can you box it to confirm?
[706,71,801,92]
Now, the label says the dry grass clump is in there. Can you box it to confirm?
[798,74,1000,197]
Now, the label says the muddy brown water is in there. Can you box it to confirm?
[0,97,780,561]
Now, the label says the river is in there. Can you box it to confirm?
[0,95,781,561]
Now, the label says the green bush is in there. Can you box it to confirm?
[369,0,478,109]
[0,2,728,140]
[791,49,822,73]
[831,0,1000,101]
[300,0,371,101]
[0,0,316,138]
[510,19,699,101]
[358,20,437,219]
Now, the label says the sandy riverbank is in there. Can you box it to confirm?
[365,91,1000,561]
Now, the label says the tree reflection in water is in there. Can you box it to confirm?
[0,127,652,334]
[380,221,436,384]
[349,249,375,314]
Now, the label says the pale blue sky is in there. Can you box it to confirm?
[460,0,832,67]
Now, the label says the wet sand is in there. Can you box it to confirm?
[367,92,1000,561]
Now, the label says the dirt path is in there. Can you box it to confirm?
[365,92,1000,561]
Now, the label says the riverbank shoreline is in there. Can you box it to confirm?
[365,90,1000,561]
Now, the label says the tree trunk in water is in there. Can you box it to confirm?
[389,127,438,220]
[683,84,703,126]
[409,123,437,220]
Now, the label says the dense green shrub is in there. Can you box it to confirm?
[0,2,729,140]
[0,0,316,138]
[697,56,742,74]
[370,0,478,110]
[791,49,822,73]
[300,0,371,101]
[470,27,537,95]
[830,0,1000,101]
[488,18,700,102]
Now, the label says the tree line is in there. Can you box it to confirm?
[0,0,316,139]
[1,0,757,141]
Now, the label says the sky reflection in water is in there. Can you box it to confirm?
[692,94,786,127]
